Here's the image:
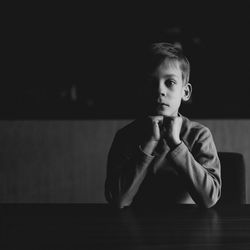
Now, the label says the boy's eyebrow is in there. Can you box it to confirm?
[148,73,179,79]
[161,73,178,78]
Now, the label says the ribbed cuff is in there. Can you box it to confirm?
[169,141,187,159]
[138,145,155,159]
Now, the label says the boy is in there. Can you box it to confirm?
[105,43,221,208]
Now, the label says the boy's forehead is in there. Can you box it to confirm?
[153,59,182,76]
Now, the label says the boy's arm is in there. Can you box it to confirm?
[168,127,221,208]
[105,131,155,209]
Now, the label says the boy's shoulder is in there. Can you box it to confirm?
[180,114,212,139]
[113,119,146,149]
[116,118,144,137]
[181,114,206,128]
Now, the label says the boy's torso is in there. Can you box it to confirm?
[117,114,209,207]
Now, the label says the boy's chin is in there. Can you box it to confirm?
[153,109,177,117]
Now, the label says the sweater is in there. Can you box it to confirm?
[105,114,221,208]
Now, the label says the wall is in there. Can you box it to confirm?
[0,120,249,203]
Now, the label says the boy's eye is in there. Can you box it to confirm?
[164,79,176,87]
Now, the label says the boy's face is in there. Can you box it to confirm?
[147,59,190,117]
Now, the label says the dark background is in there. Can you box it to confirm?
[3,2,250,119]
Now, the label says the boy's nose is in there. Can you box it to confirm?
[158,81,167,96]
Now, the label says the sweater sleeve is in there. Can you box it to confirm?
[105,130,155,208]
[168,127,221,208]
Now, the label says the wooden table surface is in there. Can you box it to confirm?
[1,204,250,249]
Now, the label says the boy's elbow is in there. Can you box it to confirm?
[199,191,221,208]
[117,196,133,209]
[196,198,217,209]
[201,181,221,208]
[203,198,218,208]
[106,196,132,209]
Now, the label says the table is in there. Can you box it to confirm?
[1,204,250,249]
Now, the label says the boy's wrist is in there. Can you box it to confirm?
[167,139,182,150]
[140,139,158,156]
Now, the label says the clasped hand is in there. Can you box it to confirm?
[147,115,182,148]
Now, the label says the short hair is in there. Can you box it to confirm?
[146,42,190,85]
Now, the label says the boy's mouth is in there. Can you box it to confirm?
[155,103,170,112]
[156,102,169,107]
[155,98,170,107]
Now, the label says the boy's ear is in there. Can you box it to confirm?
[182,83,192,102]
